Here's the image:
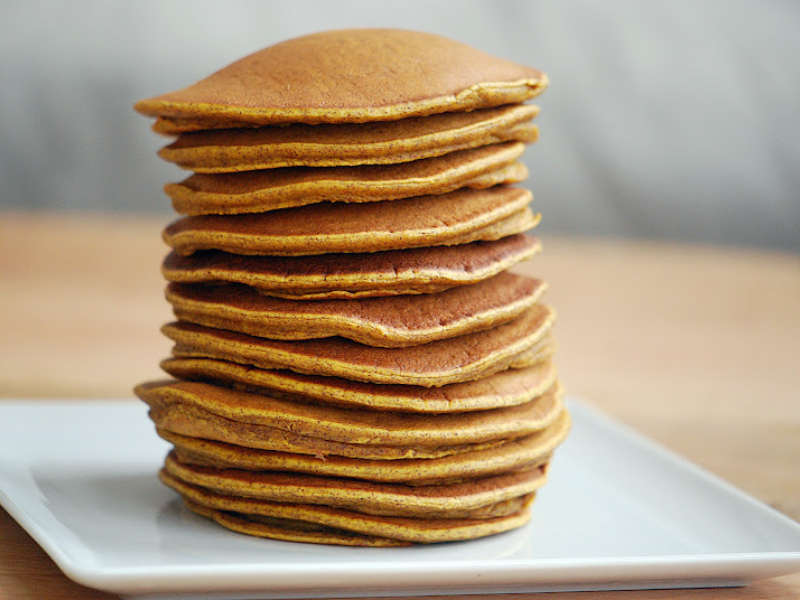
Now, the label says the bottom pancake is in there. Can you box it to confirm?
[184,499,406,547]
[172,472,535,544]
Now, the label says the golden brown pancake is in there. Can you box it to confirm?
[160,356,557,413]
[153,117,259,135]
[386,208,537,250]
[165,272,546,347]
[506,339,555,369]
[173,477,537,522]
[161,234,540,299]
[163,186,535,256]
[161,304,555,386]
[183,499,409,546]
[175,486,534,545]
[158,105,538,172]
[134,29,547,126]
[137,378,563,448]
[149,399,507,460]
[162,450,548,517]
[165,142,527,215]
[160,407,569,483]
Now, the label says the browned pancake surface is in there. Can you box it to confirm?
[163,186,534,256]
[148,399,508,460]
[161,407,569,483]
[166,272,545,347]
[163,451,548,517]
[174,484,533,544]
[158,105,538,172]
[135,29,546,126]
[166,142,527,215]
[161,234,540,299]
[162,304,555,386]
[184,499,409,546]
[161,355,557,413]
[137,378,563,448]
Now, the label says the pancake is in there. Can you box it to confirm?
[161,234,541,299]
[153,117,259,136]
[174,485,534,545]
[163,186,536,256]
[137,379,563,449]
[506,339,555,369]
[423,208,537,247]
[165,272,546,347]
[160,407,569,483]
[148,397,508,460]
[183,499,408,546]
[162,451,548,517]
[160,355,557,413]
[158,105,538,172]
[162,304,555,386]
[165,142,527,215]
[134,29,547,126]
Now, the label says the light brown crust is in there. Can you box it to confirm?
[134,29,546,126]
[161,234,541,299]
[161,304,555,386]
[165,142,527,215]
[165,272,546,347]
[163,186,536,256]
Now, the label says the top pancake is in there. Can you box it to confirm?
[134,29,547,127]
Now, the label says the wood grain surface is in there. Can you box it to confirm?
[0,212,798,600]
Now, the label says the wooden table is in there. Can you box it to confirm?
[1,212,798,599]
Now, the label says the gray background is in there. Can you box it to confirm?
[2,0,798,250]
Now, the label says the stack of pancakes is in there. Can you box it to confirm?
[134,29,568,546]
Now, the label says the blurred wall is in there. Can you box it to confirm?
[1,0,798,250]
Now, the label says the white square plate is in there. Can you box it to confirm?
[1,398,798,599]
